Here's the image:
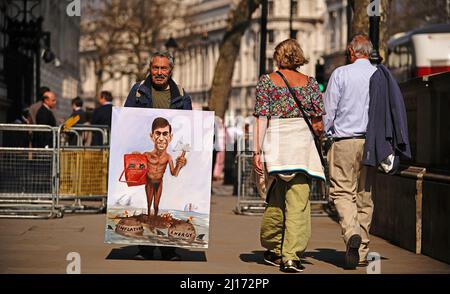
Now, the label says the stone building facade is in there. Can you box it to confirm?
[172,0,326,126]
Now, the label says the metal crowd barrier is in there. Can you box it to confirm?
[0,124,62,218]
[0,123,110,218]
[235,152,266,215]
[234,136,329,216]
[57,125,109,214]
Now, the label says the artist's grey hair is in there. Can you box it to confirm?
[348,34,373,57]
[150,50,175,68]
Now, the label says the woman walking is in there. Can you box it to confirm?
[253,39,325,272]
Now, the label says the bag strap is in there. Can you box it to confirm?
[275,71,326,168]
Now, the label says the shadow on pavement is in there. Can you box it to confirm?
[303,248,344,269]
[105,245,207,262]
[239,250,266,265]
[304,248,388,270]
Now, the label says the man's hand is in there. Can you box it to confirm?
[176,156,187,167]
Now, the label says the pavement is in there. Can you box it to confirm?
[1,183,449,274]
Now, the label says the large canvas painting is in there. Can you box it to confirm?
[105,107,214,249]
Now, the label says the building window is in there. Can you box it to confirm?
[268,30,274,43]
[268,0,274,17]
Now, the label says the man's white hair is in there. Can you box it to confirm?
[349,34,373,57]
[150,50,175,68]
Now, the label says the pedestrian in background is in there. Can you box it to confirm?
[91,91,113,146]
[29,86,50,124]
[34,91,57,148]
[68,96,87,145]
[70,96,86,124]
[32,91,57,194]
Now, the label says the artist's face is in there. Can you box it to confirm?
[151,125,172,151]
[151,56,172,88]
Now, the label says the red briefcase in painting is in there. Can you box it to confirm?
[119,153,148,186]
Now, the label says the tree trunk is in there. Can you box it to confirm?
[351,0,370,36]
[208,0,262,119]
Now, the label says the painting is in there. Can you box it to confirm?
[105,107,214,249]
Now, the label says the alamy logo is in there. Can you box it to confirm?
[66,252,81,274]
[66,0,81,17]
[367,0,380,16]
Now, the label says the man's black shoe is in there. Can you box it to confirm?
[280,260,305,273]
[263,251,282,267]
[160,247,181,261]
[345,234,362,269]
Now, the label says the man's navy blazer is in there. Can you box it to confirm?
[363,64,411,173]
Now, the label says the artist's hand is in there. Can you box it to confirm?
[253,153,263,176]
[176,156,187,167]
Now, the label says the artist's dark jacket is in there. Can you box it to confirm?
[363,64,411,173]
[124,76,192,110]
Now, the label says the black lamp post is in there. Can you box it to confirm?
[259,0,268,76]
[368,0,382,65]
[289,0,295,39]
[369,15,382,64]
[165,36,178,60]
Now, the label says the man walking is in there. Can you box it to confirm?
[323,34,377,269]
[124,50,192,261]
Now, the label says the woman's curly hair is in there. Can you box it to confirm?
[273,39,309,70]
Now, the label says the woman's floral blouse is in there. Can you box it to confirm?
[253,74,325,118]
